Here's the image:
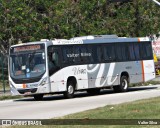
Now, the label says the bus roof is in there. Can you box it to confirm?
[52,35,150,45]
[10,35,151,47]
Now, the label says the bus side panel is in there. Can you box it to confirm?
[49,60,155,93]
[143,60,155,82]
[124,61,143,84]
[87,63,119,88]
[50,70,65,92]
[109,61,143,85]
[63,65,88,90]
[50,65,89,92]
[87,61,144,88]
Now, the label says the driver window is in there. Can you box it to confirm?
[52,52,59,66]
[48,47,60,76]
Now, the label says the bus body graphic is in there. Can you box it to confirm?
[8,35,155,100]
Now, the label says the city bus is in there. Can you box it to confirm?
[9,35,155,100]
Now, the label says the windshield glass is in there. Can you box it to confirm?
[9,44,46,79]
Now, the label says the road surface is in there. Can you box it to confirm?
[0,85,160,119]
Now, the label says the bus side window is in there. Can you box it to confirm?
[104,45,110,61]
[122,44,129,61]
[140,42,153,60]
[52,52,59,66]
[116,44,129,61]
[73,46,81,63]
[80,46,88,63]
[134,43,141,60]
[110,45,116,61]
[104,44,116,62]
[145,43,153,59]
[128,44,136,60]
[97,46,103,62]
[87,45,95,63]
[116,44,122,61]
[62,46,73,63]
[47,47,60,76]
[62,47,68,63]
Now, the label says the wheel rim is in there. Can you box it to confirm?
[122,79,128,89]
[68,85,74,94]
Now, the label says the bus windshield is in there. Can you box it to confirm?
[9,44,46,80]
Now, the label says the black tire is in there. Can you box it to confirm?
[64,81,75,98]
[113,76,128,93]
[33,94,44,101]
[87,88,101,95]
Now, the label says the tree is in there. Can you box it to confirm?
[0,0,159,54]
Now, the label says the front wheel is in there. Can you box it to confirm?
[64,81,75,99]
[113,76,128,93]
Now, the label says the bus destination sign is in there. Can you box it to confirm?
[13,45,42,53]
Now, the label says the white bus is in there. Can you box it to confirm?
[9,35,155,100]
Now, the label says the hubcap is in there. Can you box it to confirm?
[122,79,128,89]
[68,85,74,94]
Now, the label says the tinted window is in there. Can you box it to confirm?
[121,44,129,60]
[62,46,73,63]
[62,45,94,64]
[87,45,95,63]
[128,44,136,60]
[103,44,115,62]
[73,46,81,62]
[134,43,141,60]
[80,46,88,63]
[97,46,103,62]
[48,46,61,76]
[116,44,128,61]
[140,42,153,60]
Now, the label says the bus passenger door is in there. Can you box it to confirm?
[48,47,64,92]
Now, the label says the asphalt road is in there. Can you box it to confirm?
[0,85,160,119]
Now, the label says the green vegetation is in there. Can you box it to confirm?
[130,80,160,87]
[62,97,160,119]
[9,97,160,128]
[0,0,160,52]
[0,95,23,100]
[0,80,9,90]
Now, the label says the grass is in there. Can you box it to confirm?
[9,97,160,128]
[0,95,23,100]
[0,81,23,100]
[130,80,160,87]
[63,97,160,119]
[0,80,10,90]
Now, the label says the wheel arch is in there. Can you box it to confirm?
[113,71,130,93]
[67,76,77,90]
[120,71,130,83]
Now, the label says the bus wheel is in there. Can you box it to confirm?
[64,81,75,99]
[113,76,128,93]
[33,94,43,101]
[87,88,101,95]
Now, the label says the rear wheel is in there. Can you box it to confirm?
[33,94,44,101]
[113,76,128,93]
[64,81,75,98]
